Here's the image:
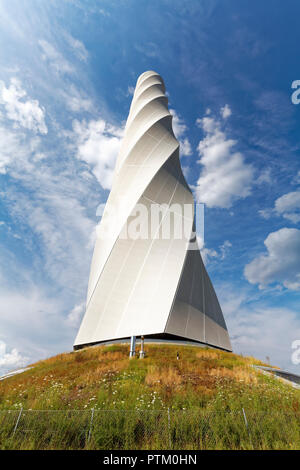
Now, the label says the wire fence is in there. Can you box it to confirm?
[0,408,299,450]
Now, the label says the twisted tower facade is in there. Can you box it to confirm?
[74,71,231,352]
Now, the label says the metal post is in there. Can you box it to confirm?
[167,407,172,449]
[242,407,253,449]
[242,407,252,441]
[129,336,136,358]
[139,335,145,359]
[87,408,95,442]
[12,407,23,437]
[242,407,248,430]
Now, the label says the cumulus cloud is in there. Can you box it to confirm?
[0,125,44,174]
[274,191,300,223]
[0,115,98,293]
[0,341,28,373]
[0,23,114,368]
[180,138,192,157]
[0,78,47,134]
[199,237,232,265]
[0,113,100,355]
[220,104,232,119]
[244,228,300,290]
[171,109,187,137]
[219,285,300,371]
[73,118,123,190]
[170,109,192,156]
[200,246,218,265]
[0,126,22,174]
[0,82,111,365]
[195,110,254,208]
[259,190,300,223]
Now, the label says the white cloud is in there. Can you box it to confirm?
[0,78,47,134]
[67,302,85,328]
[135,42,160,58]
[171,108,187,137]
[0,125,42,174]
[181,165,190,180]
[39,39,74,75]
[66,95,92,113]
[244,228,300,290]
[73,118,123,190]
[0,162,97,364]
[0,14,116,368]
[0,283,73,369]
[258,208,273,219]
[26,196,93,285]
[220,104,232,119]
[170,109,192,156]
[274,191,300,223]
[0,83,110,365]
[180,137,192,157]
[0,219,20,239]
[195,112,254,208]
[0,119,98,292]
[200,246,218,265]
[199,236,232,265]
[99,8,110,17]
[220,240,232,259]
[256,168,272,185]
[127,86,135,96]
[0,341,28,372]
[61,85,92,112]
[259,190,300,223]
[0,126,21,174]
[293,170,300,185]
[64,33,88,62]
[219,285,300,371]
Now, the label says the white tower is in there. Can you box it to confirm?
[74,71,231,352]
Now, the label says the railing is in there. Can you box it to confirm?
[0,408,299,450]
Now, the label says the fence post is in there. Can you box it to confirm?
[242,407,253,448]
[87,408,95,443]
[242,407,248,430]
[167,408,172,449]
[242,407,251,437]
[12,407,23,437]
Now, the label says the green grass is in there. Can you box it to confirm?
[0,343,299,449]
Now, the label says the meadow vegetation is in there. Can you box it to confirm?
[0,343,299,449]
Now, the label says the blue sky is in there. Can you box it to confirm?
[0,0,300,374]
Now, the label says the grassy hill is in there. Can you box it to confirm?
[0,343,299,450]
